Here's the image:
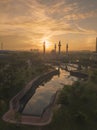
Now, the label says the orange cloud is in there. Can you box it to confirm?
[0,0,97,51]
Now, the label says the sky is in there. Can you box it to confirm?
[0,0,97,51]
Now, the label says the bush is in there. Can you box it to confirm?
[54,80,97,129]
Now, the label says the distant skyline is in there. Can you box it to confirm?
[0,0,97,51]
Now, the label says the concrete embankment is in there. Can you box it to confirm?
[19,70,59,113]
[11,69,59,112]
[61,66,88,79]
[2,69,59,125]
[69,71,88,79]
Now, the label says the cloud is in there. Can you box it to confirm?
[0,0,97,50]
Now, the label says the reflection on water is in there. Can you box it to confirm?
[22,69,78,116]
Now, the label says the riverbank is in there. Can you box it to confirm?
[2,69,59,126]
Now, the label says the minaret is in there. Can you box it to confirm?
[58,41,61,54]
[43,41,46,54]
[96,37,97,53]
[66,43,68,54]
[55,44,56,53]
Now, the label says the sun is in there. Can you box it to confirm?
[45,40,50,49]
[41,37,51,50]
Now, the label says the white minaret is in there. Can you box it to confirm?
[66,43,68,55]
[55,44,56,53]
[58,41,61,54]
[43,41,46,54]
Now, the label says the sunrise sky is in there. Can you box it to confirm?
[0,0,97,51]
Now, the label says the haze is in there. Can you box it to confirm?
[0,0,97,51]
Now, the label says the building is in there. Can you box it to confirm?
[58,41,61,54]
[55,44,56,53]
[66,43,68,55]
[43,41,46,54]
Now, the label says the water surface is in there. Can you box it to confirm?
[22,69,77,116]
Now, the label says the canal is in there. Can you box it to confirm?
[22,68,78,116]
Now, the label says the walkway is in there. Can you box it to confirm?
[2,91,59,126]
[2,70,59,126]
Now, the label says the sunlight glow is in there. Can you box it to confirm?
[41,37,52,50]
[0,0,97,51]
